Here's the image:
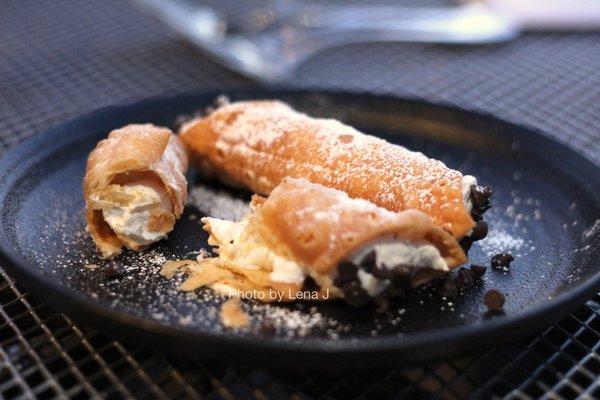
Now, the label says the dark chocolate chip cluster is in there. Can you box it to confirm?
[459,220,489,252]
[460,185,493,253]
[438,264,487,299]
[333,250,412,311]
[491,253,514,269]
[484,289,505,311]
[470,185,493,221]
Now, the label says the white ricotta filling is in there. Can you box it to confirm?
[205,222,451,296]
[461,175,478,212]
[204,218,306,285]
[371,241,449,272]
[357,269,388,297]
[351,239,449,296]
[96,180,171,245]
[269,258,306,284]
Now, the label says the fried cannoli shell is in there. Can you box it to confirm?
[180,100,475,238]
[84,124,188,258]
[194,178,466,303]
[253,178,467,275]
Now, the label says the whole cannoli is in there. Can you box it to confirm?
[179,100,491,244]
[168,178,466,307]
[84,124,188,258]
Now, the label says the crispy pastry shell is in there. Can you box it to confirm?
[252,177,467,275]
[83,124,188,258]
[193,178,466,301]
[180,100,474,238]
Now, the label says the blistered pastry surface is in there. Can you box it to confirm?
[166,178,465,303]
[180,100,474,238]
[254,178,466,274]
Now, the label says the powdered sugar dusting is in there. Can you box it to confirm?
[583,219,600,239]
[479,229,524,257]
[188,185,250,220]
[246,303,346,338]
[190,100,473,235]
[30,213,349,337]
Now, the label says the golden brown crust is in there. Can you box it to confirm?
[220,299,249,328]
[180,100,474,238]
[170,178,466,303]
[253,178,467,275]
[83,124,188,258]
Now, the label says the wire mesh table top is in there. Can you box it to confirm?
[1,0,599,398]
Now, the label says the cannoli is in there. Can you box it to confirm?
[84,124,188,258]
[179,100,492,244]
[167,178,466,307]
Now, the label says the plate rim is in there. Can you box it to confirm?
[0,87,599,360]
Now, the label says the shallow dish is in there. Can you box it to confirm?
[0,88,598,369]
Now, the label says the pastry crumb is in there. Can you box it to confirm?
[220,298,249,328]
[160,259,198,279]
[196,248,211,261]
[84,263,99,270]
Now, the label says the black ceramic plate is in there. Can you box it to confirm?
[0,89,599,369]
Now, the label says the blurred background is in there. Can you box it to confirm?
[1,0,600,398]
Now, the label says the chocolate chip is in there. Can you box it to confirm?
[456,268,474,289]
[359,250,376,271]
[439,280,457,299]
[258,319,276,336]
[390,269,412,291]
[460,220,489,253]
[341,280,360,292]
[373,295,389,313]
[338,261,357,279]
[302,276,320,293]
[470,264,487,278]
[471,220,488,241]
[334,261,357,286]
[371,263,394,280]
[484,289,505,311]
[459,236,474,253]
[472,185,492,204]
[342,281,369,307]
[103,263,123,280]
[470,185,493,220]
[491,253,514,269]
[386,284,406,299]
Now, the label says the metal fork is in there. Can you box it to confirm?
[136,0,518,82]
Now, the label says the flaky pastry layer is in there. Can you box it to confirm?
[165,178,466,303]
[84,124,188,258]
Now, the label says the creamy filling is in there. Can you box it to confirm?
[204,217,306,285]
[461,175,478,212]
[205,220,450,299]
[349,238,449,296]
[368,241,449,272]
[94,179,172,245]
[357,269,389,297]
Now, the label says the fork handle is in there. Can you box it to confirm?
[488,0,600,29]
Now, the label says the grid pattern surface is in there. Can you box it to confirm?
[1,0,599,398]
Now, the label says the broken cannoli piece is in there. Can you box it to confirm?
[84,124,188,258]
